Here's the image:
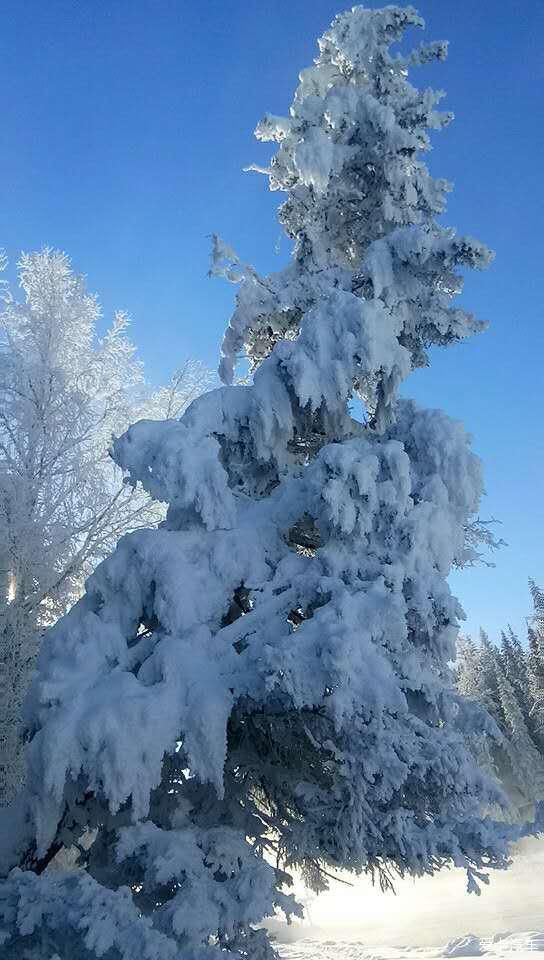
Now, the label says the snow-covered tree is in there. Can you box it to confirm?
[461,630,503,721]
[498,628,530,719]
[528,626,544,708]
[0,249,213,806]
[527,580,544,734]
[0,7,536,958]
[529,579,544,637]
[495,665,544,807]
[456,583,544,818]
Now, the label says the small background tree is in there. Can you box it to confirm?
[456,580,544,819]
[0,249,214,805]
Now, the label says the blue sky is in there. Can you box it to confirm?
[1,0,542,640]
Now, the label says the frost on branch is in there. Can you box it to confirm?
[0,6,533,960]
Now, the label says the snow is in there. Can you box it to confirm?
[443,936,483,958]
[278,933,544,960]
[271,839,544,959]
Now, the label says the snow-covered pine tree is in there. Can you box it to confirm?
[528,623,543,673]
[455,631,525,808]
[471,630,504,723]
[494,658,544,818]
[455,635,480,698]
[0,7,533,958]
[499,628,531,720]
[454,636,505,804]
[528,626,544,706]
[456,603,544,818]
[528,579,544,737]
[529,579,544,637]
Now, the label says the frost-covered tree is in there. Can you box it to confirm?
[530,579,544,636]
[0,249,213,806]
[527,579,544,735]
[528,626,544,713]
[461,629,502,720]
[456,582,544,818]
[495,666,544,807]
[0,8,537,959]
[497,628,529,721]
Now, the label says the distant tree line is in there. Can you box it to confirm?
[456,580,544,818]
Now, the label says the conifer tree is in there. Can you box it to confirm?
[529,579,544,637]
[474,630,504,724]
[0,7,532,958]
[528,581,544,739]
[456,584,544,818]
[494,660,544,814]
[528,626,544,707]
[455,636,504,798]
[500,628,530,720]
[507,625,526,666]
[455,635,480,700]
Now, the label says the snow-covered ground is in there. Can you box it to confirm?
[278,931,544,960]
[270,840,544,959]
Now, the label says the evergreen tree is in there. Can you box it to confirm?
[475,630,504,725]
[456,632,503,728]
[507,625,526,666]
[455,635,479,700]
[456,583,544,817]
[528,625,541,663]
[528,626,544,707]
[499,628,530,720]
[494,659,544,816]
[0,8,529,958]
[528,581,544,739]
[529,579,544,637]
[455,636,504,798]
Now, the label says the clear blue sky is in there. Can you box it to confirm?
[1,0,542,641]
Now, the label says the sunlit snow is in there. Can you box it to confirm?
[272,841,544,959]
